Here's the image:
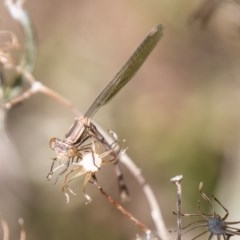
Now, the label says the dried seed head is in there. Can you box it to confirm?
[172,182,240,239]
[79,152,102,172]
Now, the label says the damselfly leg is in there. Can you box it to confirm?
[61,133,126,203]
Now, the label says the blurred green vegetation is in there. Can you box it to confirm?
[2,0,240,239]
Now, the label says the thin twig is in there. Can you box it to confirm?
[0,216,26,240]
[1,63,81,116]
[170,175,183,240]
[97,125,169,240]
[0,215,9,240]
[91,174,154,238]
[3,0,79,120]
[18,218,26,240]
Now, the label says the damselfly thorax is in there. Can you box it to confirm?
[49,116,111,161]
[49,117,90,158]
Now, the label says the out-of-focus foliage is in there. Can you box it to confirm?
[1,0,240,239]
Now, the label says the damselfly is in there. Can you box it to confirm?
[48,24,164,199]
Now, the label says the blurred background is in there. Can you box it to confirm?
[1,0,240,239]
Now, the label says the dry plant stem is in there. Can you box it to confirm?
[92,175,153,236]
[3,0,79,117]
[0,215,9,240]
[173,182,240,239]
[40,84,82,116]
[0,216,26,240]
[18,218,26,240]
[96,125,169,240]
[4,0,36,71]
[119,154,169,240]
[170,175,183,240]
[2,64,81,116]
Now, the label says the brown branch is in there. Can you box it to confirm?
[91,175,157,238]
[171,175,183,240]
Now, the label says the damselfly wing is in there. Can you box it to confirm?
[63,24,164,145]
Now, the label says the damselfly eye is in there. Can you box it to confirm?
[67,147,78,158]
[49,137,57,150]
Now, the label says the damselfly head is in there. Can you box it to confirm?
[49,137,78,158]
[49,137,57,150]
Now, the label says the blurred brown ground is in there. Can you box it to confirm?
[1,0,240,239]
